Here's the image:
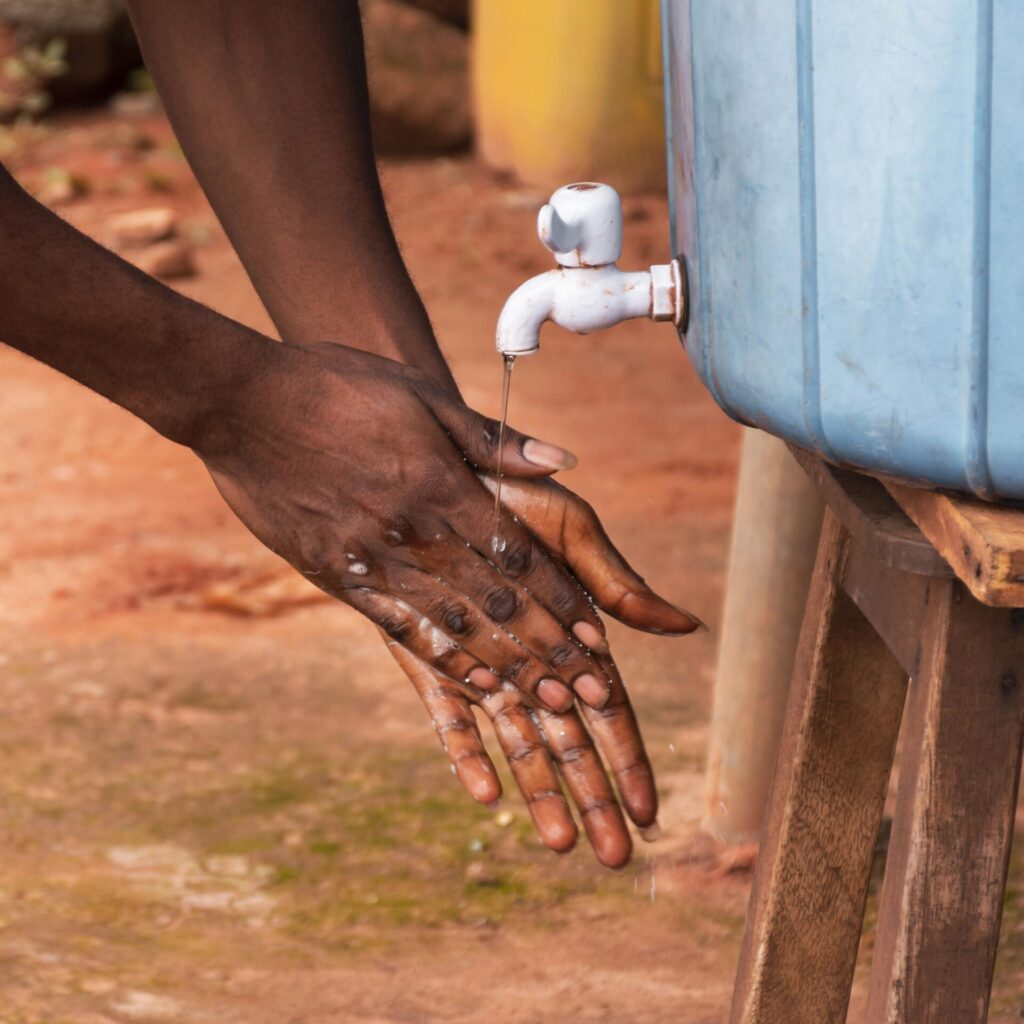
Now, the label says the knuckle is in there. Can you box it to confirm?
[579,799,616,819]
[501,655,531,684]
[616,759,652,781]
[479,416,501,451]
[558,743,591,765]
[546,642,580,670]
[378,613,411,643]
[549,585,582,621]
[492,704,529,732]
[432,644,465,675]
[484,586,520,623]
[526,789,567,806]
[506,739,544,765]
[591,701,630,726]
[438,601,475,636]
[501,539,533,578]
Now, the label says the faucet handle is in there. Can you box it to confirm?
[536,182,623,268]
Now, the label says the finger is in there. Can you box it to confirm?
[480,474,703,636]
[346,588,501,694]
[423,385,577,476]
[534,706,633,869]
[390,552,609,712]
[578,655,658,830]
[384,635,502,806]
[479,687,578,854]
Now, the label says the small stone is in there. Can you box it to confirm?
[110,990,181,1020]
[494,809,514,828]
[204,854,250,878]
[133,239,196,280]
[464,860,500,886]
[108,207,177,248]
[36,167,89,206]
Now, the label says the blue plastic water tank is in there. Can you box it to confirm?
[662,0,1024,501]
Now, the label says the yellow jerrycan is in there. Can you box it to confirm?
[472,0,666,193]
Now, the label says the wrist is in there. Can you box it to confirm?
[139,312,281,453]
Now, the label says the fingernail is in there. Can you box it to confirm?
[523,439,578,472]
[572,621,608,652]
[573,672,610,708]
[620,592,707,636]
[640,822,662,843]
[537,677,574,712]
[467,666,500,690]
[665,602,707,634]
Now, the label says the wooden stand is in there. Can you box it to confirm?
[728,451,1024,1024]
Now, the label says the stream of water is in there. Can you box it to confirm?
[491,354,516,545]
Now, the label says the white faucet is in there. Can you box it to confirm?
[496,182,685,356]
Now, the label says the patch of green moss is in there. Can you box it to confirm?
[991,832,1024,1016]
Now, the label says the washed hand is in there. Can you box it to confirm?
[197,341,696,716]
[391,474,702,869]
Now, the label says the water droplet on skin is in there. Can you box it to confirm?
[348,562,369,576]
[418,615,456,657]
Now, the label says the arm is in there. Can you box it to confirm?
[0,163,269,448]
[123,0,455,388]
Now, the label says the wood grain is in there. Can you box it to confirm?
[729,510,908,1024]
[789,448,951,578]
[864,581,1024,1023]
[886,482,1024,606]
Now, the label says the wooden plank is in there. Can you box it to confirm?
[865,581,1024,1023]
[842,535,930,677]
[886,481,1024,606]
[789,447,951,578]
[729,510,908,1024]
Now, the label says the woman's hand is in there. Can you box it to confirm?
[197,340,695,714]
[392,474,703,868]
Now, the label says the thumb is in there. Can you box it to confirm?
[428,394,578,478]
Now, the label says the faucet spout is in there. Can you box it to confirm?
[495,271,558,356]
[494,182,685,356]
[496,265,660,356]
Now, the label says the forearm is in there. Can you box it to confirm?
[0,165,274,447]
[124,0,456,390]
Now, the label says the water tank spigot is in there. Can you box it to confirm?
[496,182,685,356]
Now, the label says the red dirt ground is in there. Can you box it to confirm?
[0,109,1021,1023]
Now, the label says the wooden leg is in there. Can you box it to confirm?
[729,509,908,1024]
[864,582,1024,1023]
